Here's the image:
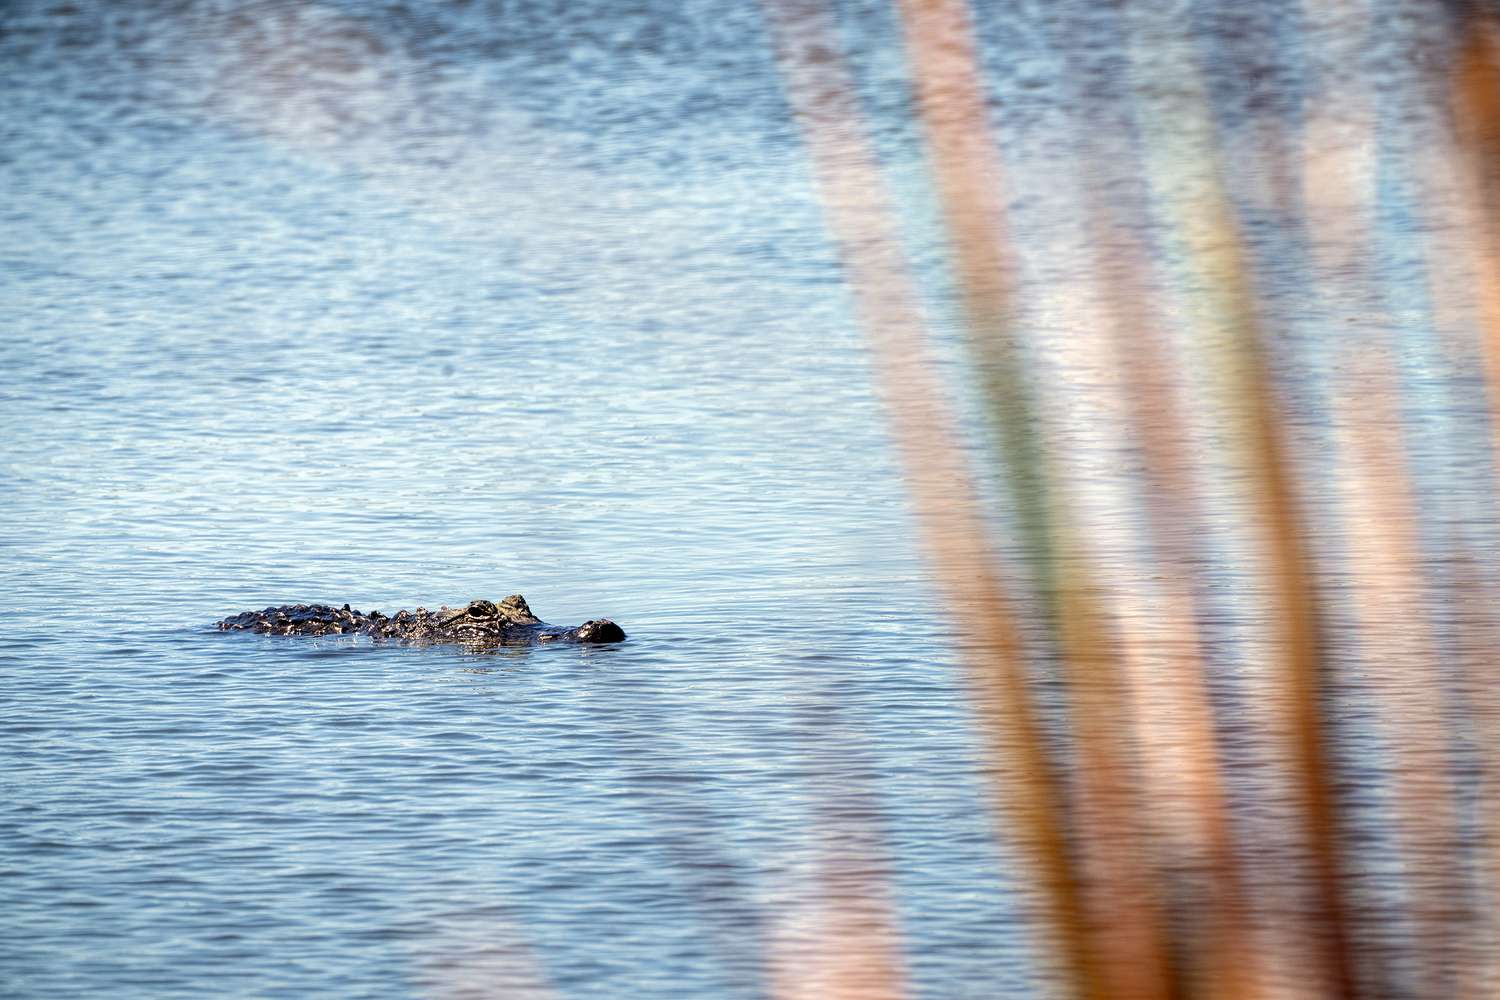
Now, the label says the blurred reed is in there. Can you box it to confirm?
[760,1,1500,998]
[767,710,910,1000]
[1451,14,1500,998]
[760,4,1088,996]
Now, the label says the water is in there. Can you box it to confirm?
[4,2,1491,998]
[1,3,1036,997]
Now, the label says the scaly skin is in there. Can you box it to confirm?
[216,594,625,645]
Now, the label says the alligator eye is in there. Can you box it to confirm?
[468,600,497,617]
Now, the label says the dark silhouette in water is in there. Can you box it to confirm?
[217,594,625,645]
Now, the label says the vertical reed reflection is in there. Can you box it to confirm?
[762,1,1500,998]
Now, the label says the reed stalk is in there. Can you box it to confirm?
[1450,13,1500,997]
[893,3,1181,996]
[1119,6,1356,994]
[757,4,1500,999]
[761,1,1089,994]
[1334,351,1464,997]
[1072,116,1262,1000]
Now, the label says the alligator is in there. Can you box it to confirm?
[216,594,625,645]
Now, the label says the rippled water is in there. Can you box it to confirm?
[4,2,1490,998]
[1,3,1035,997]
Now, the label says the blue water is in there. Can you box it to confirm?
[0,3,1041,997]
[4,1,1490,998]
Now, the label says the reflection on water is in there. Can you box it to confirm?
[3,1,1498,998]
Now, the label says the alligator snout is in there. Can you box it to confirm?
[537,619,627,644]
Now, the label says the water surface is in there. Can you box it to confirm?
[3,2,1488,998]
